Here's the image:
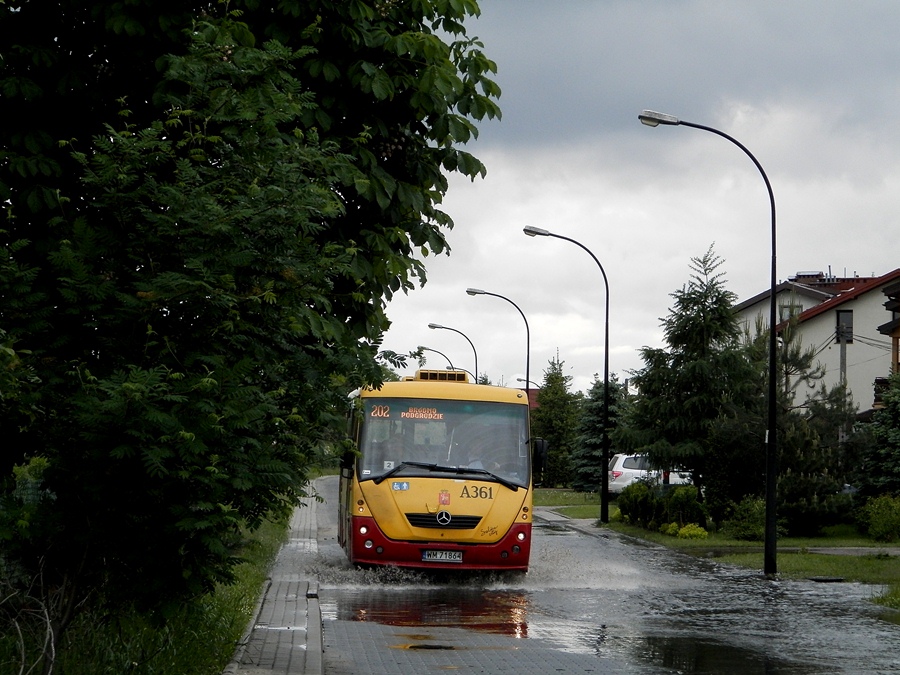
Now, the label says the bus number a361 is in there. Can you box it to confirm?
[461,485,493,499]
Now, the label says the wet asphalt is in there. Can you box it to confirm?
[225,476,900,675]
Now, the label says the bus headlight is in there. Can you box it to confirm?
[516,532,527,542]
[359,525,368,535]
[364,540,374,549]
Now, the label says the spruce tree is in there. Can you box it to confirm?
[531,354,582,487]
[620,246,756,501]
[571,374,627,492]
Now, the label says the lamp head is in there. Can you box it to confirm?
[523,226,550,237]
[427,323,443,329]
[466,288,485,296]
[638,110,680,127]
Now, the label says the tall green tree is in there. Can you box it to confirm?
[531,354,582,487]
[0,0,499,659]
[854,373,900,497]
[571,373,628,492]
[619,246,756,499]
[770,318,860,534]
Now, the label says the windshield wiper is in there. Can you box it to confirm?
[372,461,437,484]
[372,461,519,491]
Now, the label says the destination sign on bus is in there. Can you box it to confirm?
[400,406,444,420]
[368,404,446,420]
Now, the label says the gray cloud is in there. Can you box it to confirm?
[383,1,900,393]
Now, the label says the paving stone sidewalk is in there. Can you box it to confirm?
[224,496,324,675]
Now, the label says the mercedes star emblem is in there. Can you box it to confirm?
[436,510,452,526]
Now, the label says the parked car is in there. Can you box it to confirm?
[607,453,691,495]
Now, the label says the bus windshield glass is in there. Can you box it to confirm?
[358,397,529,488]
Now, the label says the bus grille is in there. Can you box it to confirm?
[406,513,482,530]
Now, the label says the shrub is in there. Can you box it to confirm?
[677,523,708,539]
[723,497,767,541]
[862,495,900,542]
[779,489,854,537]
[616,481,657,527]
[659,522,680,536]
[663,485,705,527]
[618,482,706,532]
[722,496,788,541]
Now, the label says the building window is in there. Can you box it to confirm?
[836,310,853,343]
[779,302,803,321]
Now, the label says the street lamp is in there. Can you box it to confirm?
[639,108,778,576]
[516,378,539,387]
[417,345,455,371]
[428,323,478,382]
[523,226,612,523]
[465,288,530,397]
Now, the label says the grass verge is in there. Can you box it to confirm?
[605,520,900,609]
[533,488,600,508]
[536,491,900,611]
[1,515,290,675]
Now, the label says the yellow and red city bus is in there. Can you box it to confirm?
[339,370,544,571]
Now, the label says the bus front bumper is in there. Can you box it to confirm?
[349,516,531,571]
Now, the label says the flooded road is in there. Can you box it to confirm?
[310,477,900,673]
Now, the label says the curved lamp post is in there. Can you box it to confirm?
[639,109,778,576]
[516,378,539,387]
[523,226,611,523]
[417,345,455,370]
[428,323,478,382]
[466,288,530,397]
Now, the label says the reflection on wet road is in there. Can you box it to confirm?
[332,587,530,638]
[311,477,900,673]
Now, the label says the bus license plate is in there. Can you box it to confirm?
[422,550,463,563]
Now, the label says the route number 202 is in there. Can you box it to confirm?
[460,485,493,499]
[369,405,391,418]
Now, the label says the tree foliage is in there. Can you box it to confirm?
[531,354,582,487]
[856,373,900,497]
[750,314,860,535]
[618,247,862,533]
[0,0,500,657]
[571,373,627,492]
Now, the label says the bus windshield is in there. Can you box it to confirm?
[358,397,530,488]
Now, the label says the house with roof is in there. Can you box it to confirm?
[734,269,900,414]
[876,279,900,403]
[734,271,875,335]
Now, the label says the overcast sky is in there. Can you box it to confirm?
[380,1,900,393]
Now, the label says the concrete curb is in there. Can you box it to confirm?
[305,582,322,675]
[222,579,273,675]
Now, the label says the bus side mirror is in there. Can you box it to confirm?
[532,438,548,474]
[340,451,355,471]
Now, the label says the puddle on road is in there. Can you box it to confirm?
[322,586,821,673]
[327,587,530,638]
[625,635,822,674]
